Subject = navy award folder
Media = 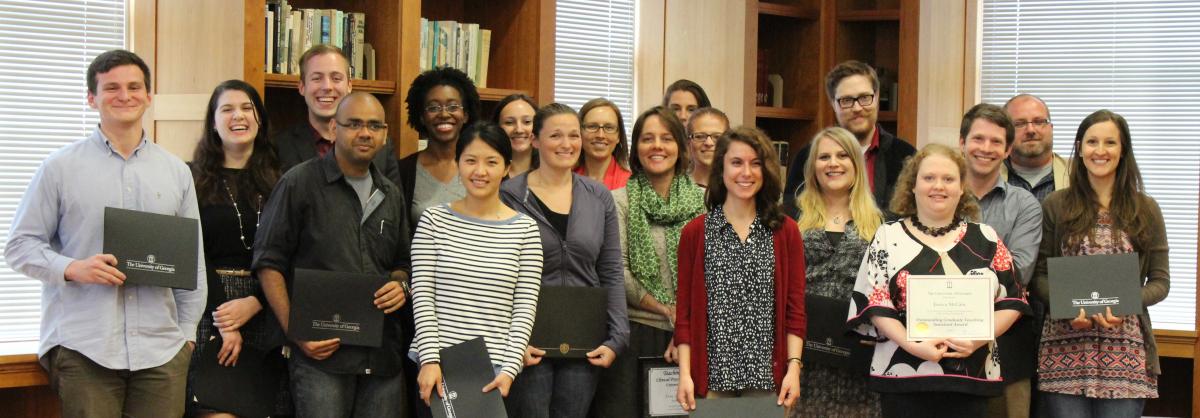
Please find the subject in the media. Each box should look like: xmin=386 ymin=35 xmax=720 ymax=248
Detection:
xmin=432 ymin=337 xmax=507 ymax=418
xmin=103 ymin=207 xmax=199 ymax=290
xmin=528 ymin=286 xmax=608 ymax=358
xmin=1047 ymin=253 xmax=1143 ymax=319
xmin=287 ymin=268 xmax=386 ymax=347
xmin=802 ymin=294 xmax=872 ymax=371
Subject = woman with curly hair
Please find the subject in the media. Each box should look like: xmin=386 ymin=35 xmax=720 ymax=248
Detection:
xmin=674 ymin=126 xmax=806 ymax=412
xmin=400 ymin=66 xmax=483 ymax=229
xmin=847 ymin=143 xmax=1029 ymax=418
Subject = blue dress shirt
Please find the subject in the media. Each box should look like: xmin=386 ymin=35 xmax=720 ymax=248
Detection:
xmin=5 ymin=127 xmax=206 ymax=371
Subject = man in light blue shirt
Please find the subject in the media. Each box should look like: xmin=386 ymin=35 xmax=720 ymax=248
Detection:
xmin=4 ymin=49 xmax=205 ymax=418
xmin=959 ymin=103 xmax=1042 ymax=418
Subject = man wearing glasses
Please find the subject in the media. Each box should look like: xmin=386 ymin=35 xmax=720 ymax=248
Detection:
xmin=1001 ymin=94 xmax=1070 ymax=202
xmin=256 ymin=92 xmax=412 ymax=417
xmin=274 ymin=45 xmax=401 ymax=185
xmin=784 ymin=60 xmax=916 ymax=215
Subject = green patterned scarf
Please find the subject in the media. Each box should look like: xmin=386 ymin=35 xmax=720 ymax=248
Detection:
xmin=626 ymin=173 xmax=705 ymax=305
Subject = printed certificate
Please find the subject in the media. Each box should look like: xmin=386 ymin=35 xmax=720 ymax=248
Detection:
xmin=905 ymin=275 xmax=994 ymax=341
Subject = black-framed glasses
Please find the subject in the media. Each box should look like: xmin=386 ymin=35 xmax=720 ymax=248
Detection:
xmin=336 ymin=120 xmax=388 ymax=133
xmin=424 ymin=104 xmax=464 ymax=114
xmin=689 ymin=132 xmax=722 ymax=143
xmin=1013 ymin=119 xmax=1051 ymax=129
xmin=836 ymin=94 xmax=876 ymax=109
xmin=583 ymin=123 xmax=619 ymax=134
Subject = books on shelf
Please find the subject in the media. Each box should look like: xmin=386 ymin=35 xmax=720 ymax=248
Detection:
xmin=265 ymin=1 xmax=375 ymax=80
xmin=419 ymin=18 xmax=492 ymax=87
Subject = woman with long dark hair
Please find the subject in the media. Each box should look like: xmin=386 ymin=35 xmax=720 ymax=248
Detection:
xmin=1033 ymin=110 xmax=1168 ymax=418
xmin=675 ymin=126 xmax=806 ymax=412
xmin=187 ymin=79 xmax=287 ymax=417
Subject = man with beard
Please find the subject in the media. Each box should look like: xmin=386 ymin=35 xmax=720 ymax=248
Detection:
xmin=1000 ymin=94 xmax=1070 ymax=201
xmin=784 ymin=60 xmax=916 ymax=216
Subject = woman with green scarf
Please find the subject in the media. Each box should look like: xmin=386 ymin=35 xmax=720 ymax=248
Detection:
xmin=590 ymin=106 xmax=705 ymax=418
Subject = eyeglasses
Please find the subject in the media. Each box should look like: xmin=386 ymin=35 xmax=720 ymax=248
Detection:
xmin=424 ymin=104 xmax=464 ymax=115
xmin=689 ymin=132 xmax=722 ymax=143
xmin=336 ymin=120 xmax=388 ymax=133
xmin=836 ymin=94 xmax=876 ymax=109
xmin=1013 ymin=119 xmax=1051 ymax=129
xmin=583 ymin=123 xmax=619 ymax=134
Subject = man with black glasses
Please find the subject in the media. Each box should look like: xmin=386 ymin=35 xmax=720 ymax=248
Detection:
xmin=1001 ymin=93 xmax=1070 ymax=201
xmin=784 ymin=60 xmax=916 ymax=215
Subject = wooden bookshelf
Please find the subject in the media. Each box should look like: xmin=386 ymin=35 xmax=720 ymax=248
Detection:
xmin=240 ymin=0 xmax=554 ymax=158
xmin=747 ymin=0 xmax=917 ymax=165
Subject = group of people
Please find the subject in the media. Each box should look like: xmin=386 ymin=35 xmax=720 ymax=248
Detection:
xmin=3 ymin=45 xmax=1169 ymax=418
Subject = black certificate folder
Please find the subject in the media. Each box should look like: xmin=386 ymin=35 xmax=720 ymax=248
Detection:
xmin=288 ymin=269 xmax=386 ymax=347
xmin=103 ymin=207 xmax=199 ymax=290
xmin=433 ymin=337 xmax=507 ymax=418
xmin=803 ymin=295 xmax=872 ymax=371
xmin=529 ymin=286 xmax=608 ymax=358
xmin=1047 ymin=253 xmax=1143 ymax=319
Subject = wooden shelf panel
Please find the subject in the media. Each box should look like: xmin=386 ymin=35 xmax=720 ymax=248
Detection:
xmin=878 ymin=111 xmax=897 ymax=122
xmin=478 ymin=87 xmax=530 ymax=102
xmin=758 ymin=3 xmax=817 ymax=20
xmin=837 ymin=9 xmax=900 ymax=22
xmin=755 ymin=106 xmax=814 ymax=120
xmin=263 ymin=73 xmax=397 ymax=94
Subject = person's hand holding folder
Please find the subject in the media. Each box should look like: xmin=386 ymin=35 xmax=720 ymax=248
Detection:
xmin=64 ymin=254 xmax=126 ymax=285
xmin=1069 ymin=306 xmax=1125 ymax=330
xmin=373 ymin=278 xmax=408 ymax=314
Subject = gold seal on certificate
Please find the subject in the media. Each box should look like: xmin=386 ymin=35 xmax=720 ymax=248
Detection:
xmin=905 ymin=275 xmax=994 ymax=341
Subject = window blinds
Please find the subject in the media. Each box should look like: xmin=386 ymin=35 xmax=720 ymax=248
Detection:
xmin=555 ymin=0 xmax=636 ymax=136
xmin=980 ymin=0 xmax=1200 ymax=330
xmin=0 ymin=0 xmax=125 ymax=342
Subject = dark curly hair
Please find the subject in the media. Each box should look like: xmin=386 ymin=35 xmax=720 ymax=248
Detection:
xmin=192 ymin=80 xmax=279 ymax=206
xmin=404 ymin=67 xmax=481 ymax=139
xmin=705 ymin=126 xmax=787 ymax=231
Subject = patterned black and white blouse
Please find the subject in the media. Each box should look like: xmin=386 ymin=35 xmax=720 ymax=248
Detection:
xmin=703 ymin=205 xmax=776 ymax=392
xmin=846 ymin=219 xmax=1029 ymax=397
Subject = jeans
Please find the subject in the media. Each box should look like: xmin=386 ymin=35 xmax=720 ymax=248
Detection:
xmin=42 ymin=344 xmax=192 ymax=418
xmin=1041 ymin=392 xmax=1145 ymax=418
xmin=289 ymin=355 xmax=408 ymax=418
xmin=506 ymin=358 xmax=600 ymax=418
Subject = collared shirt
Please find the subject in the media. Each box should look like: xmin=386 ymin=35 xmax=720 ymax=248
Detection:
xmin=864 ymin=127 xmax=881 ymax=190
xmin=5 ymin=127 xmax=206 ymax=371
xmin=309 ymin=125 xmax=334 ymax=158
xmin=976 ymin=175 xmax=1043 ymax=285
xmin=252 ymin=150 xmax=411 ymax=376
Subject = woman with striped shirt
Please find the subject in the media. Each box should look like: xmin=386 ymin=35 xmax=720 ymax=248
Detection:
xmin=411 ymin=122 xmax=544 ymax=409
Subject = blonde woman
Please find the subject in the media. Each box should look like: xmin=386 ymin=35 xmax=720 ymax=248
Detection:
xmin=791 ymin=127 xmax=882 ymax=417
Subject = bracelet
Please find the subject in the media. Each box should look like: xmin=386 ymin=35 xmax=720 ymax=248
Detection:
xmin=787 ymin=357 xmax=803 ymax=365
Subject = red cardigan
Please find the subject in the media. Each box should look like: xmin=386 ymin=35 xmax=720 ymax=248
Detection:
xmin=674 ymin=214 xmax=807 ymax=397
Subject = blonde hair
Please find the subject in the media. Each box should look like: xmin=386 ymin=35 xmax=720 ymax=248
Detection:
xmin=795 ymin=127 xmax=882 ymax=241
xmin=888 ymin=143 xmax=980 ymax=221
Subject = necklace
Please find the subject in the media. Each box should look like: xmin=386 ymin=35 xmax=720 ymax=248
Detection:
xmin=830 ymin=214 xmax=847 ymax=225
xmin=911 ymin=215 xmax=961 ymax=237
xmin=223 ymin=178 xmax=262 ymax=250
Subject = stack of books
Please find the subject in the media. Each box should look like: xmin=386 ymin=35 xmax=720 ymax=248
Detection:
xmin=419 ymin=18 xmax=492 ymax=88
xmin=266 ymin=1 xmax=375 ymax=80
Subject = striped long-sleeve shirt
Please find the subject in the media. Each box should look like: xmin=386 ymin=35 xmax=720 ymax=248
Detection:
xmin=411 ymin=204 xmax=543 ymax=378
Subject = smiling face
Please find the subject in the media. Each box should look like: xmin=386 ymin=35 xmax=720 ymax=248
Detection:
xmin=688 ymin=113 xmax=726 ymax=169
xmin=722 ymin=141 xmax=764 ymax=203
xmin=498 ymin=100 xmax=536 ymax=154
xmin=298 ymin=52 xmax=350 ymax=121
xmin=960 ymin=118 xmax=1011 ymax=179
xmin=534 ymin=113 xmax=583 ymax=171
xmin=458 ymin=138 xmax=509 ymax=200
xmin=667 ymin=90 xmax=699 ymax=126
xmin=333 ymin=95 xmax=388 ymax=167
xmin=213 ymin=89 xmax=260 ymax=151
xmin=87 ymin=64 xmax=152 ymax=127
xmin=813 ymin=136 xmax=856 ymax=195
xmin=421 ymin=85 xmax=468 ymax=143
xmin=582 ymin=105 xmax=620 ymax=162
xmin=831 ymin=74 xmax=878 ymax=141
xmin=635 ymin=115 xmax=680 ymax=178
xmin=1080 ymin=120 xmax=1122 ymax=182
xmin=912 ymin=153 xmax=964 ymax=221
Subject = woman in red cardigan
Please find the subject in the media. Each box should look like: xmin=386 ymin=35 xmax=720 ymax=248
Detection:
xmin=674 ymin=126 xmax=807 ymax=412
